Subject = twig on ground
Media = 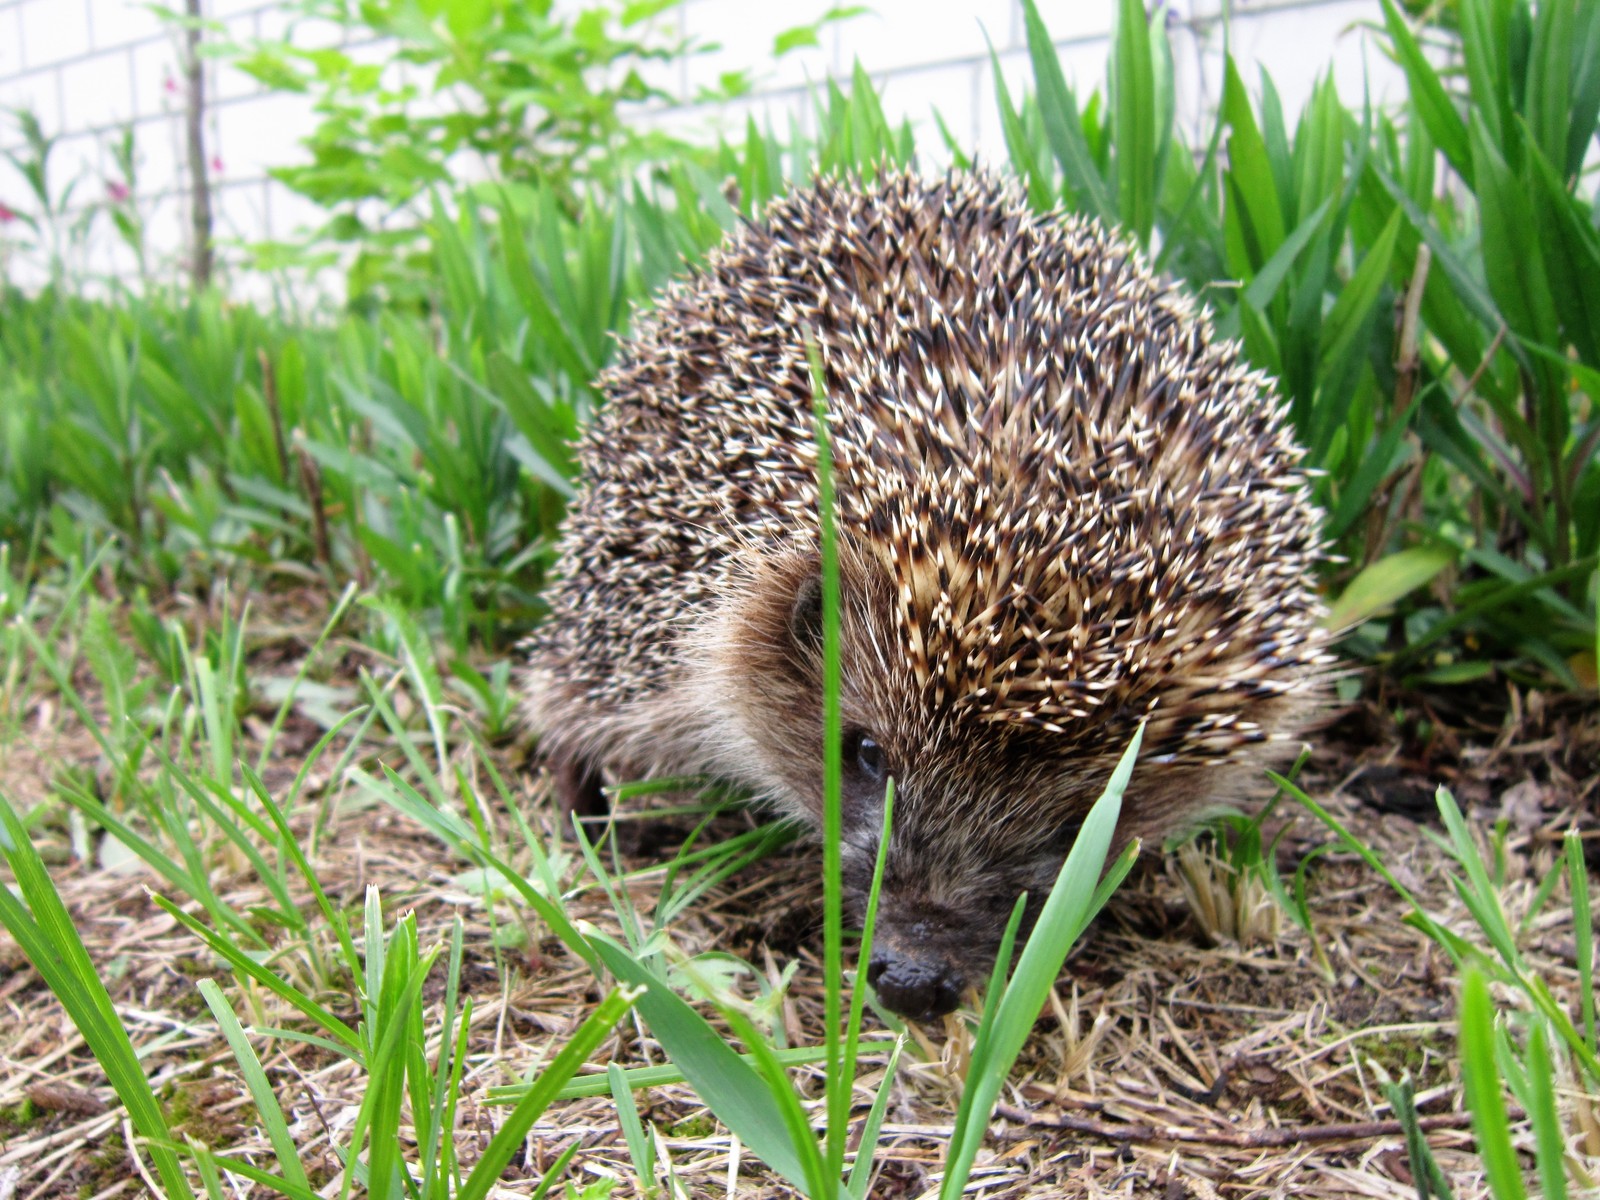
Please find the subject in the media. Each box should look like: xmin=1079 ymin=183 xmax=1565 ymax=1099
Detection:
xmin=992 ymin=1100 xmax=1497 ymax=1148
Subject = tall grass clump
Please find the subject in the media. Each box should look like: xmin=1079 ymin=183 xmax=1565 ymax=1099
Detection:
xmin=996 ymin=0 xmax=1600 ymax=687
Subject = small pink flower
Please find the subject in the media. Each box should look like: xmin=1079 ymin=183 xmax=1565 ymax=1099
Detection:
xmin=0 ymin=201 xmax=16 ymax=223
xmin=106 ymin=180 xmax=130 ymax=202
xmin=164 ymin=72 xmax=178 ymax=94
xmin=210 ymin=155 xmax=223 ymax=174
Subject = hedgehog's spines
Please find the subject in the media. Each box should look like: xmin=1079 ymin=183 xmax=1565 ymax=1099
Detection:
xmin=527 ymin=165 xmax=1331 ymax=776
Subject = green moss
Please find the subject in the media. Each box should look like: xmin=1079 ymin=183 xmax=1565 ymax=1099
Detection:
xmin=1360 ymin=1028 xmax=1452 ymax=1082
xmin=668 ymin=1113 xmax=717 ymax=1139
xmin=161 ymin=1076 xmax=234 ymax=1149
xmin=0 ymin=1097 xmax=38 ymax=1131
xmin=78 ymin=1131 xmax=128 ymax=1198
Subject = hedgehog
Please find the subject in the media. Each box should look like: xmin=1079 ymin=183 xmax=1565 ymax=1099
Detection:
xmin=523 ymin=169 xmax=1330 ymax=1021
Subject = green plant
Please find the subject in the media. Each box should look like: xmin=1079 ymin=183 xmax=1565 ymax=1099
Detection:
xmin=1362 ymin=0 xmax=1600 ymax=685
xmin=223 ymin=0 xmax=858 ymax=303
xmin=0 ymin=107 xmax=96 ymax=286
xmin=103 ymin=125 xmax=150 ymax=288
xmin=995 ymin=0 xmax=1600 ymax=685
xmin=0 ymin=789 xmax=199 ymax=1199
xmin=1292 ymin=777 xmax=1599 ymax=1194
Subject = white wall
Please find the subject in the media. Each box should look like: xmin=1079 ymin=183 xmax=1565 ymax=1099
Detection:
xmin=0 ymin=0 xmax=1402 ymax=297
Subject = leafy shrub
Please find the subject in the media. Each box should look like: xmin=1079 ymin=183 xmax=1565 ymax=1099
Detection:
xmin=224 ymin=0 xmax=857 ymax=304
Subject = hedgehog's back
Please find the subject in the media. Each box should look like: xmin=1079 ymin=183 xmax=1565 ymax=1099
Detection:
xmin=528 ymin=170 xmax=1328 ymax=770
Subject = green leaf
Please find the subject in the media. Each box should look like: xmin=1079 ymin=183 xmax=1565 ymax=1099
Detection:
xmin=1325 ymin=391 xmax=1419 ymax=541
xmin=460 ymin=986 xmax=639 ymax=1200
xmin=1319 ymin=206 xmax=1402 ymax=379
xmin=1111 ymin=0 xmax=1156 ymax=242
xmin=1222 ymin=56 xmax=1287 ymax=273
xmin=0 ymin=793 xmax=197 ymax=1199
xmin=363 ymin=764 xmax=601 ymax=975
xmin=1523 ymin=1020 xmax=1568 ymax=1200
xmin=1566 ymin=2 xmax=1600 ymax=177
xmin=931 ymin=108 xmax=974 ymax=171
xmin=941 ymin=727 xmax=1144 ymax=1199
xmin=1567 ymin=830 xmax=1596 ymax=1055
xmin=1378 ymin=0 xmax=1472 ymax=181
xmin=1324 ymin=544 xmax=1457 ymax=630
xmin=1382 ymin=1075 xmax=1457 ymax=1200
xmin=486 ymin=350 xmax=576 ymax=492
xmin=1470 ymin=113 xmax=1560 ymax=347
xmin=608 ymin=1062 xmax=655 ymax=1189
xmin=1459 ymin=970 xmax=1529 ymax=1200
xmin=494 ymin=192 xmax=598 ymax=388
xmin=986 ymin=36 xmax=1053 ymax=212
xmin=1019 ymin=0 xmax=1111 ymax=220
xmin=591 ymin=938 xmax=813 ymax=1190
xmin=1242 ymin=195 xmax=1332 ymax=311
xmin=773 ymin=26 xmax=819 ymax=55
xmin=807 ymin=332 xmax=850 ymax=1185
xmin=1524 ymin=138 xmax=1600 ymax=368
xmin=510 ymin=1044 xmax=834 ymax=1100
xmin=847 ymin=1036 xmax=905 ymax=1198
xmin=1459 ymin=0 xmax=1516 ymax=153
xmin=1524 ymin=0 xmax=1573 ymax=178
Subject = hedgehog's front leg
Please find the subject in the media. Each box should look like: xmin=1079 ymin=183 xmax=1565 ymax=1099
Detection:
xmin=551 ymin=753 xmax=608 ymax=820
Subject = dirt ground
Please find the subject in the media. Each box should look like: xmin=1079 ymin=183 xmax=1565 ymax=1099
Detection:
xmin=0 ymin=637 xmax=1596 ymax=1198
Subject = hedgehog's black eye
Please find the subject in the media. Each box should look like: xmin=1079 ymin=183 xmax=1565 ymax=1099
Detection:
xmin=852 ymin=733 xmax=886 ymax=781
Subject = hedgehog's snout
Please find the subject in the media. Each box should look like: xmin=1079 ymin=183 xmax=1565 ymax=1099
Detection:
xmin=866 ymin=943 xmax=963 ymax=1021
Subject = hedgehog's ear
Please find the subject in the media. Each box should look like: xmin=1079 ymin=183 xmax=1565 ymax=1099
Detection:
xmin=788 ymin=572 xmax=825 ymax=652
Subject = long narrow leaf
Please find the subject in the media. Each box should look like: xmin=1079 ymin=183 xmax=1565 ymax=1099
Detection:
xmin=592 ymin=937 xmax=813 ymax=1190
xmin=1459 ymin=969 xmax=1528 ymax=1200
xmin=1020 ymin=0 xmax=1111 ymax=219
xmin=942 ymin=727 xmax=1144 ymax=1198
xmin=0 ymin=793 xmax=197 ymax=1199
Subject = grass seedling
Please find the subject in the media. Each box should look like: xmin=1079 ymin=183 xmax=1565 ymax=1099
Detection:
xmin=1379 ymin=1072 xmax=1456 ymax=1200
xmin=1459 ymin=968 xmax=1529 ymax=1200
xmin=609 ymin=1061 xmax=659 ymax=1197
xmin=939 ymin=728 xmax=1142 ymax=1199
xmin=169 ymin=888 xmax=632 ymax=1200
xmin=1566 ymin=829 xmax=1595 ymax=1059
xmin=0 ymin=787 xmax=197 ymax=1199
xmin=1293 ymin=775 xmax=1600 ymax=1194
xmin=808 ymin=330 xmax=852 ymax=1188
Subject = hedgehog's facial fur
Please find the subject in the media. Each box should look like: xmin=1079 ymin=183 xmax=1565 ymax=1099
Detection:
xmin=692 ymin=539 xmax=1155 ymax=1015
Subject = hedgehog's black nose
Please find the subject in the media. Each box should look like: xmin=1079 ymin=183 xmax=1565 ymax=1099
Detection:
xmin=866 ymin=946 xmax=963 ymax=1021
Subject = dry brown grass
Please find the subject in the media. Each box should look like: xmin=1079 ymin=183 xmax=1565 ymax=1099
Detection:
xmin=0 ymin=634 xmax=1596 ymax=1198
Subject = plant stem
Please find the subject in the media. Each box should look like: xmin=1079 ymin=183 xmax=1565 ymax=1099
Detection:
xmin=183 ymin=0 xmax=214 ymax=290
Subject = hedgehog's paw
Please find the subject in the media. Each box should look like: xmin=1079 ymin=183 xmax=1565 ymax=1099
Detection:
xmin=551 ymin=753 xmax=608 ymax=822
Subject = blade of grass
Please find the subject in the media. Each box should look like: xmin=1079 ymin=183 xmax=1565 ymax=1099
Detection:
xmin=1019 ymin=0 xmax=1111 ymax=219
xmin=1567 ymin=830 xmax=1595 ymax=1054
xmin=1523 ymin=1019 xmax=1568 ymax=1200
xmin=842 ymin=777 xmax=895 ymax=1158
xmin=846 ymin=1035 xmax=905 ymax=1199
xmin=197 ymin=979 xmax=310 ymax=1192
xmin=609 ymin=1061 xmax=658 ymax=1196
xmin=1459 ymin=969 xmax=1528 ymax=1200
xmin=1112 ymin=0 xmax=1157 ymax=242
xmin=942 ymin=726 xmax=1145 ymax=1198
xmin=806 ymin=329 xmax=853 ymax=1194
xmin=151 ymin=895 xmax=364 ymax=1057
xmin=591 ymin=936 xmax=814 ymax=1190
xmin=0 ymin=791 xmax=197 ymax=1199
xmin=486 ymin=1044 xmax=839 ymax=1102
